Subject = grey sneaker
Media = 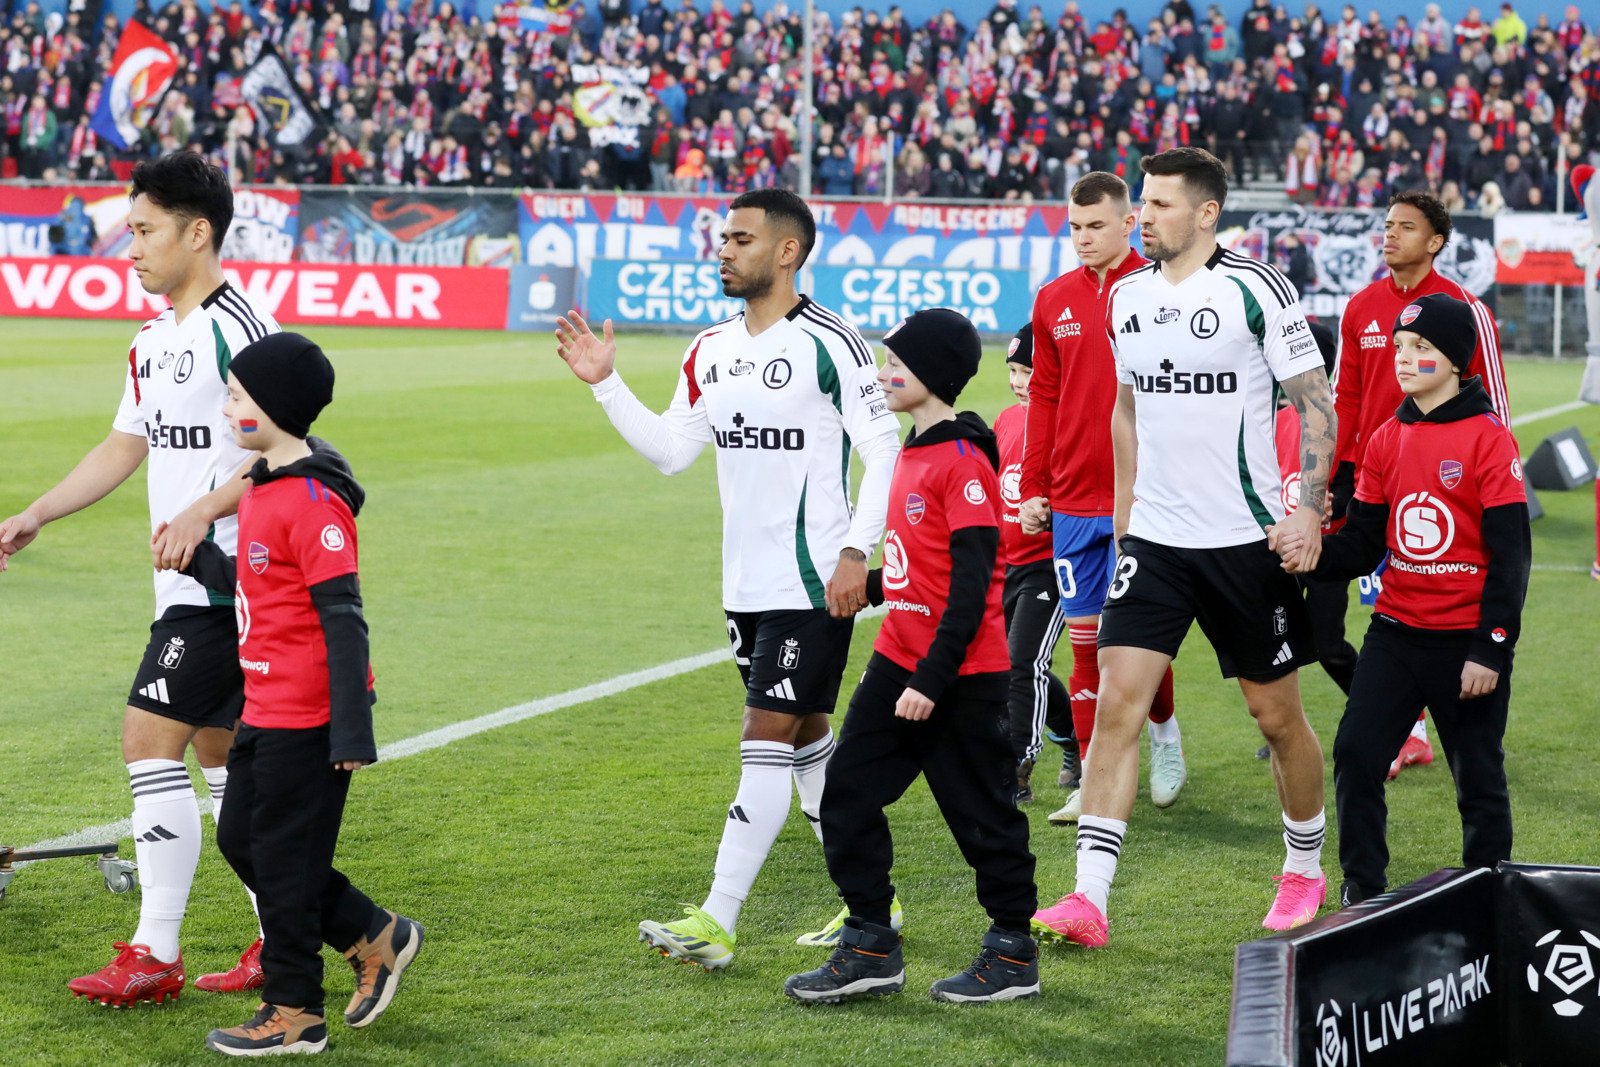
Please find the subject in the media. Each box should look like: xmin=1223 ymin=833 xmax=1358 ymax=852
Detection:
xmin=929 ymin=928 xmax=1040 ymax=1003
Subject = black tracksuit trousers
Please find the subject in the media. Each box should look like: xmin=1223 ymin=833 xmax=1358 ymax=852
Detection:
xmin=217 ymin=724 xmax=385 ymax=1011
xmin=1333 ymin=618 xmax=1513 ymax=899
xmin=819 ymin=653 xmax=1038 ymax=933
xmin=1003 ymin=559 xmax=1074 ymax=763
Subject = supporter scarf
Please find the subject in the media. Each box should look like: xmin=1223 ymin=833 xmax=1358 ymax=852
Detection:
xmin=69 ymin=122 xmax=95 ymax=164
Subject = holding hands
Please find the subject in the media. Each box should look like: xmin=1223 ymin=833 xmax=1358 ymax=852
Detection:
xmin=1266 ymin=504 xmax=1325 ymax=574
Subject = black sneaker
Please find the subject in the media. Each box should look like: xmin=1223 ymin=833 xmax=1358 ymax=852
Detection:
xmin=343 ymin=911 xmax=424 ymax=1028
xmin=929 ymin=928 xmax=1040 ymax=1004
xmin=1339 ymin=881 xmax=1382 ymax=908
xmin=205 ymin=1003 xmax=328 ymax=1056
xmin=1057 ymin=745 xmax=1081 ymax=790
xmin=1015 ymin=758 xmax=1035 ymax=805
xmin=784 ymin=919 xmax=905 ymax=1004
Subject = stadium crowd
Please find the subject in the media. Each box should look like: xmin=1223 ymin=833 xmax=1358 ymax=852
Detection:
xmin=2 ymin=0 xmax=1599 ymax=210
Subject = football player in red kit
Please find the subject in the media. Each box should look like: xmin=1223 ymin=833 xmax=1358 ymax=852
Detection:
xmin=1330 ymin=191 xmax=1512 ymax=777
xmin=1018 ymin=172 xmax=1186 ymax=826
xmin=1273 ymin=293 xmax=1530 ymax=907
xmin=177 ymin=333 xmax=423 ymax=1057
xmin=786 ymin=308 xmax=1039 ymax=1006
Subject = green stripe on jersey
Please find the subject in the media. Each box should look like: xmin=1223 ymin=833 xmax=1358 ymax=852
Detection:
xmin=794 ymin=480 xmax=826 ymax=609
xmin=813 ymin=335 xmax=841 ymax=412
xmin=1237 ymin=417 xmax=1275 ymax=530
xmin=1227 ymin=275 xmax=1266 ymax=345
xmin=213 ymin=320 xmax=232 ymax=381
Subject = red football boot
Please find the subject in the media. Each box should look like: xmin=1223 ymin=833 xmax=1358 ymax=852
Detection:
xmin=68 ymin=942 xmax=184 ymax=1007
xmin=195 ymin=937 xmax=265 ymax=993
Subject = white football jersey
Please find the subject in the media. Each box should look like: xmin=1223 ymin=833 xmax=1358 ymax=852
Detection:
xmin=660 ymin=297 xmax=901 ymax=612
xmin=112 ymin=283 xmax=280 ymax=616
xmin=1108 ymin=247 xmax=1323 ymax=548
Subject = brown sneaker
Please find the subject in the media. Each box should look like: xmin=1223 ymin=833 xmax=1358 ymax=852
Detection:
xmin=342 ymin=912 xmax=423 ymax=1029
xmin=205 ymin=1003 xmax=328 ymax=1056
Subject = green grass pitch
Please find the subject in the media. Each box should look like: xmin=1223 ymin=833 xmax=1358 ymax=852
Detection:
xmin=1 ymin=316 xmax=1598 ymax=1065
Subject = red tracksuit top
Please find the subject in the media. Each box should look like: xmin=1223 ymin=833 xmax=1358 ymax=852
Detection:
xmin=1022 ymin=250 xmax=1149 ymax=515
xmin=1334 ymin=267 xmax=1509 ymax=469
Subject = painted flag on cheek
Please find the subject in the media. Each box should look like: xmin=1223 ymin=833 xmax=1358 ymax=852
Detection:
xmin=239 ymin=419 xmax=259 ymax=433
xmin=1417 ymin=359 xmax=1438 ymax=373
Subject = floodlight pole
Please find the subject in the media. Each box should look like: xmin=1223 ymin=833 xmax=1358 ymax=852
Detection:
xmin=799 ymin=0 xmax=814 ymax=197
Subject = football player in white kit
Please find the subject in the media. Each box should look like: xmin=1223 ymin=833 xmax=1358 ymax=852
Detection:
xmin=1031 ymin=148 xmax=1337 ymax=946
xmin=555 ymin=188 xmax=903 ymax=969
xmin=0 ymin=152 xmax=277 ymax=1003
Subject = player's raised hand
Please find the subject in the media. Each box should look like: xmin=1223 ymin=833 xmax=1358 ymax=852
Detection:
xmin=554 ymin=309 xmax=617 ymax=385
xmin=0 ymin=511 xmax=42 ymax=573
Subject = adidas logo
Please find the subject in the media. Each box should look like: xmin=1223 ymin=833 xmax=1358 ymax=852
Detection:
xmin=138 ymin=678 xmax=172 ymax=704
xmin=764 ymin=677 xmax=797 ymax=701
xmin=1119 ymin=314 xmax=1142 ymax=334
xmin=1070 ymin=689 xmax=1098 ymax=702
xmin=1057 ymin=306 xmax=1074 ymax=321
xmin=1036 ymin=590 xmax=1052 ymax=601
xmin=1363 ymin=320 xmax=1382 ymax=335
xmin=138 ymin=824 xmax=179 ymax=843
xmin=1271 ymin=642 xmax=1293 ymax=667
xmin=727 ymin=805 xmax=750 ymax=824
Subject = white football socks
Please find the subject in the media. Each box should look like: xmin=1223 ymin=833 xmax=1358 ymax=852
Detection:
xmin=1148 ymin=716 xmax=1181 ymax=745
xmin=703 ymin=741 xmax=795 ymax=932
xmin=128 ymin=759 xmax=202 ymax=963
xmin=791 ymin=731 xmax=835 ymax=844
xmin=201 ymin=763 xmax=262 ymax=938
xmin=1282 ymin=810 xmax=1327 ymax=877
xmin=1074 ymin=815 xmax=1127 ymax=916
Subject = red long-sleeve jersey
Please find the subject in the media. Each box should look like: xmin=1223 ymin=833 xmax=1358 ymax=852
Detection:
xmin=1021 ymin=250 xmax=1149 ymax=516
xmin=1333 ymin=267 xmax=1509 ymax=470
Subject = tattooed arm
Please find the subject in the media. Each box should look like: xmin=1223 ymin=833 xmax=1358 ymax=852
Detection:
xmin=1268 ymin=366 xmax=1336 ymax=572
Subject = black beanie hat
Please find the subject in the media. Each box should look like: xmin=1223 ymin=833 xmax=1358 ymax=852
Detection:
xmin=882 ymin=307 xmax=983 ymax=405
xmin=1393 ymin=292 xmax=1476 ymax=373
xmin=229 ymin=332 xmax=335 ymax=439
xmin=1007 ymin=323 xmax=1034 ymax=368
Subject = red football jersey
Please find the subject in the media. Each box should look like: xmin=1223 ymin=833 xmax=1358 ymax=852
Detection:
xmin=995 ymin=403 xmax=1052 ymax=567
xmin=235 ymin=476 xmax=371 ymax=729
xmin=1334 ymin=268 xmax=1509 ymax=469
xmin=876 ymin=438 xmax=1010 ymax=677
xmin=1355 ymin=412 xmax=1525 ymax=629
xmin=1022 ymin=250 xmax=1148 ymax=515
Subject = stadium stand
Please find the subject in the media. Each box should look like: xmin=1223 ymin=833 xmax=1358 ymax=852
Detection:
xmin=0 ymin=0 xmax=1597 ymax=208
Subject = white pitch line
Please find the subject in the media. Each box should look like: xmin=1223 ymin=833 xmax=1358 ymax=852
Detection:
xmin=21 ymin=605 xmax=890 ymax=859
xmin=1512 ymin=399 xmax=1588 ymax=427
xmin=19 ymin=646 xmax=735 ymax=859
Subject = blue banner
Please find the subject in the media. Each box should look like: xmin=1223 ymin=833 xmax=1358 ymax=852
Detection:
xmin=584 ymin=260 xmax=744 ymax=328
xmin=808 ymin=265 xmax=1033 ymax=335
xmin=506 ymin=264 xmax=578 ymax=331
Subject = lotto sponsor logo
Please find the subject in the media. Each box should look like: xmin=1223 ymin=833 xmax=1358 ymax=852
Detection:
xmin=0 ymin=258 xmax=507 ymax=329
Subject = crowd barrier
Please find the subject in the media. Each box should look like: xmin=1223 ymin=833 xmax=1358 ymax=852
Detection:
xmin=1227 ymin=862 xmax=1600 ymax=1066
xmin=0 ymin=186 xmax=1589 ymax=337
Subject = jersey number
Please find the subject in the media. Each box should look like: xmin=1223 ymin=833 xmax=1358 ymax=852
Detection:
xmin=725 ymin=619 xmax=751 ymax=666
xmin=1107 ymin=556 xmax=1138 ymax=600
xmin=1055 ymin=559 xmax=1078 ymax=601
